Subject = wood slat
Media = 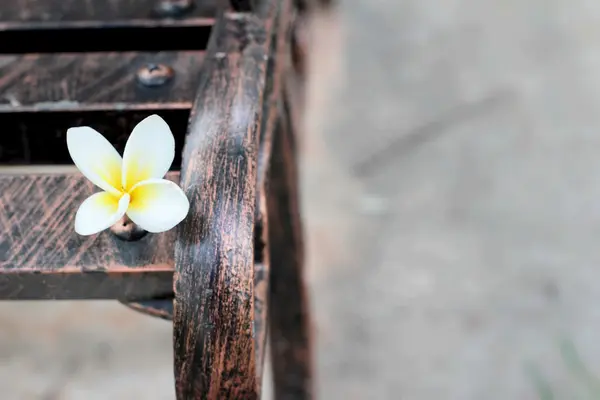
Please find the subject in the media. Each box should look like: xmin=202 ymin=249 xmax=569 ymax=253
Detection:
xmin=0 ymin=0 xmax=216 ymax=30
xmin=0 ymin=171 xmax=179 ymax=299
xmin=0 ymin=51 xmax=205 ymax=112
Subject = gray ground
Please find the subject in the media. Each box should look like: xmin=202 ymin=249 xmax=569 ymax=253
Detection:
xmin=304 ymin=1 xmax=600 ymax=399
xmin=4 ymin=0 xmax=600 ymax=399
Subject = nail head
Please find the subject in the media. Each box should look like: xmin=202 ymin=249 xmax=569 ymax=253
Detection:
xmin=153 ymin=0 xmax=194 ymax=17
xmin=110 ymin=216 xmax=147 ymax=242
xmin=136 ymin=63 xmax=174 ymax=87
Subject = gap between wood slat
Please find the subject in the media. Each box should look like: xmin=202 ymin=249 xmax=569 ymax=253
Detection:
xmin=0 ymin=26 xmax=212 ymax=53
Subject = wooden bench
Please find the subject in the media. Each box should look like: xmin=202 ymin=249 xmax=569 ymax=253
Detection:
xmin=0 ymin=0 xmax=311 ymax=398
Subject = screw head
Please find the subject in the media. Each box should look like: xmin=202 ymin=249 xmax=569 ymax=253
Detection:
xmin=153 ymin=0 xmax=194 ymax=17
xmin=136 ymin=63 xmax=174 ymax=87
xmin=110 ymin=216 xmax=147 ymax=242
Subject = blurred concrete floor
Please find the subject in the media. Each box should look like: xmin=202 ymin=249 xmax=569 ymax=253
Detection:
xmin=303 ymin=0 xmax=600 ymax=399
xmin=5 ymin=0 xmax=600 ymax=399
xmin=0 ymin=301 xmax=275 ymax=399
xmin=0 ymin=302 xmax=176 ymax=399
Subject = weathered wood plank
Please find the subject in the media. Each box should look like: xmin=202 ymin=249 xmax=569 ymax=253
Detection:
xmin=0 ymin=0 xmax=216 ymax=29
xmin=172 ymin=2 xmax=284 ymax=396
xmin=0 ymin=171 xmax=179 ymax=299
xmin=0 ymin=52 xmax=205 ymax=112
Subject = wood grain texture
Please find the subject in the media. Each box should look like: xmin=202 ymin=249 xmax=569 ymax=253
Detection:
xmin=0 ymin=0 xmax=216 ymax=29
xmin=0 ymin=172 xmax=179 ymax=299
xmin=0 ymin=52 xmax=205 ymax=112
xmin=172 ymin=0 xmax=285 ymax=397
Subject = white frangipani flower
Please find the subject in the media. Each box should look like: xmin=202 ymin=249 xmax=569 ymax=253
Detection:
xmin=67 ymin=114 xmax=190 ymax=236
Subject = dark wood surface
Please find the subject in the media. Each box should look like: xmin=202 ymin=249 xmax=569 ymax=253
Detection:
xmin=0 ymin=0 xmax=216 ymax=29
xmin=0 ymin=172 xmax=179 ymax=299
xmin=172 ymin=0 xmax=288 ymax=396
xmin=172 ymin=15 xmax=264 ymax=400
xmin=0 ymin=52 xmax=205 ymax=112
xmin=267 ymin=96 xmax=312 ymax=399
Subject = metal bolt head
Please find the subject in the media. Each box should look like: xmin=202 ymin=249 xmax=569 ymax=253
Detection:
xmin=153 ymin=0 xmax=194 ymax=17
xmin=136 ymin=63 xmax=174 ymax=87
xmin=110 ymin=216 xmax=147 ymax=242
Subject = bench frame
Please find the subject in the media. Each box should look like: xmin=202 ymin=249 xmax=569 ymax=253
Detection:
xmin=0 ymin=0 xmax=312 ymax=398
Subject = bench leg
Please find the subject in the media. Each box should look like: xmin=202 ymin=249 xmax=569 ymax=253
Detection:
xmin=267 ymin=97 xmax=313 ymax=399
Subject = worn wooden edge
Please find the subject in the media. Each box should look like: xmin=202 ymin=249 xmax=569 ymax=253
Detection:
xmin=0 ymin=0 xmax=217 ymax=31
xmin=0 ymin=270 xmax=174 ymax=300
xmin=0 ymin=18 xmax=216 ymax=31
xmin=0 ymin=51 xmax=205 ymax=113
xmin=172 ymin=1 xmax=286 ymax=397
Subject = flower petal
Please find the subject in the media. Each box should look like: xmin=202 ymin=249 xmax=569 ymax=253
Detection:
xmin=74 ymin=192 xmax=130 ymax=236
xmin=67 ymin=127 xmax=123 ymax=196
xmin=127 ymin=179 xmax=189 ymax=233
xmin=122 ymin=115 xmax=175 ymax=192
